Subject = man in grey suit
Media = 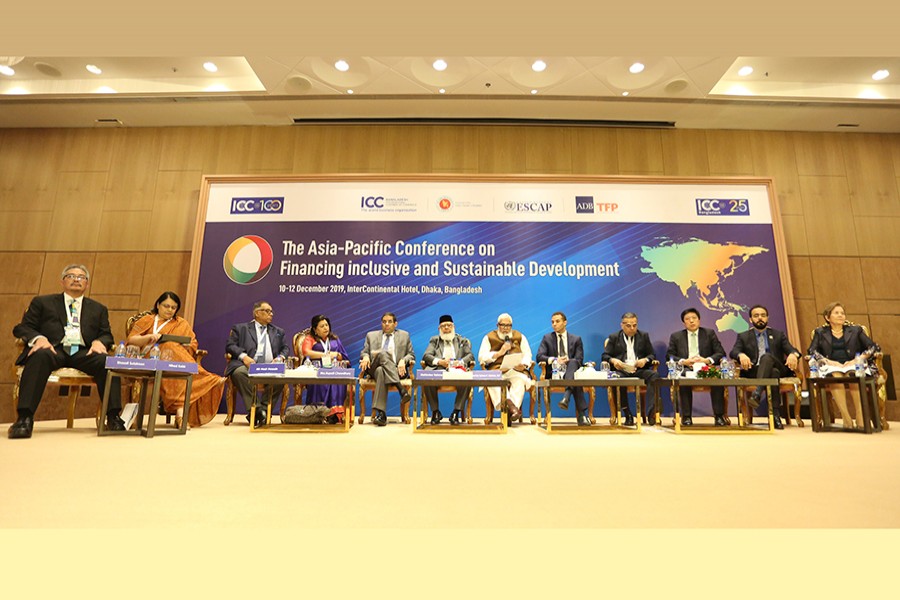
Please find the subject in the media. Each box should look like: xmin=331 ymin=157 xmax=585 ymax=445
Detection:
xmin=666 ymin=307 xmax=727 ymax=426
xmin=359 ymin=312 xmax=415 ymax=426
xmin=730 ymin=304 xmax=801 ymax=429
xmin=225 ymin=300 xmax=291 ymax=427
xmin=421 ymin=314 xmax=474 ymax=426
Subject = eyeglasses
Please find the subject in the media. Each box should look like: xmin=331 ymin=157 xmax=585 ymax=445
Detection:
xmin=497 ymin=322 xmax=513 ymax=327
xmin=64 ymin=274 xmax=88 ymax=281
xmin=256 ymin=308 xmax=274 ymax=314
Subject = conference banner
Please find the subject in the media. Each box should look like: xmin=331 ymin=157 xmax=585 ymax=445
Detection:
xmin=188 ymin=176 xmax=796 ymax=418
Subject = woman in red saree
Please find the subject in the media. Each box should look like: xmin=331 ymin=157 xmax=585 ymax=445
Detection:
xmin=126 ymin=291 xmax=225 ymax=428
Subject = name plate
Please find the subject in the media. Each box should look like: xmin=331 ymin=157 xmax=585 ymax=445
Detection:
xmin=250 ymin=363 xmax=285 ymax=376
xmin=473 ymin=370 xmax=503 ymax=380
xmin=416 ymin=369 xmax=444 ymax=380
xmin=316 ymin=367 xmax=356 ymax=378
xmin=106 ymin=356 xmax=198 ymax=374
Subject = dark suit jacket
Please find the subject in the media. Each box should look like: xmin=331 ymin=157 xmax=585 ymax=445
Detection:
xmin=536 ymin=331 xmax=584 ymax=379
xmin=807 ymin=325 xmax=876 ymax=360
xmin=422 ymin=334 xmax=474 ymax=369
xmin=666 ymin=327 xmax=725 ymax=364
xmin=225 ymin=321 xmax=291 ymax=375
xmin=13 ymin=293 xmax=113 ymax=365
xmin=602 ymin=329 xmax=656 ymax=364
xmin=730 ymin=327 xmax=799 ymax=365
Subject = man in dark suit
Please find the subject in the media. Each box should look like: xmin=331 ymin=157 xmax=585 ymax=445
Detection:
xmin=359 ymin=312 xmax=415 ymax=426
xmin=536 ymin=311 xmax=590 ymax=426
xmin=730 ymin=304 xmax=801 ymax=429
xmin=10 ymin=264 xmax=124 ymax=439
xmin=602 ymin=312 xmax=660 ymax=426
xmin=666 ymin=307 xmax=727 ymax=426
xmin=421 ymin=314 xmax=474 ymax=426
xmin=225 ymin=300 xmax=291 ymax=427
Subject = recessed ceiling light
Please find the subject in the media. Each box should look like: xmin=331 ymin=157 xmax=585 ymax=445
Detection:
xmin=432 ymin=59 xmax=447 ymax=71
xmin=858 ymin=89 xmax=883 ymax=99
xmin=629 ymin=62 xmax=644 ymax=74
xmin=5 ymin=86 xmax=28 ymax=94
xmin=531 ymin=89 xmax=537 ymax=94
xmin=96 ymin=86 xmax=116 ymax=94
xmin=0 ymin=66 xmax=15 ymax=76
xmin=622 ymin=91 xmax=629 ymax=96
xmin=532 ymin=60 xmax=546 ymax=72
xmin=334 ymin=60 xmax=349 ymax=72
xmin=86 ymin=64 xmax=102 ymax=75
xmin=439 ymin=88 xmax=446 ymax=94
xmin=346 ymin=89 xmax=354 ymax=94
xmin=203 ymin=62 xmax=218 ymax=73
xmin=872 ymin=69 xmax=890 ymax=81
xmin=205 ymin=84 xmax=229 ymax=92
xmin=738 ymin=66 xmax=753 ymax=77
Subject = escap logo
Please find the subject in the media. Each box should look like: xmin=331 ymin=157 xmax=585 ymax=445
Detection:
xmin=437 ymin=197 xmax=453 ymax=211
xmin=504 ymin=200 xmax=554 ymax=213
xmin=230 ymin=197 xmax=284 ymax=214
xmin=223 ymin=235 xmax=273 ymax=285
xmin=361 ymin=195 xmax=385 ymax=209
xmin=575 ymin=196 xmax=595 ymax=214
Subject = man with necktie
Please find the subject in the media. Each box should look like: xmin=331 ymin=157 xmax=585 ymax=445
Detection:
xmin=536 ymin=311 xmax=590 ymax=426
xmin=666 ymin=307 xmax=727 ymax=426
xmin=359 ymin=312 xmax=415 ymax=426
xmin=10 ymin=264 xmax=124 ymax=438
xmin=422 ymin=314 xmax=474 ymax=426
xmin=730 ymin=304 xmax=800 ymax=429
xmin=225 ymin=301 xmax=291 ymax=427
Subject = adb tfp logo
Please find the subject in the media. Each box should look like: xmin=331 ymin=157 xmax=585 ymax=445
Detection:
xmin=230 ymin=197 xmax=284 ymax=214
xmin=575 ymin=196 xmax=595 ymax=214
xmin=361 ymin=196 xmax=385 ymax=208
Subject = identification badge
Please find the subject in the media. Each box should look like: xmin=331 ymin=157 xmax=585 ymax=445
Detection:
xmin=63 ymin=324 xmax=82 ymax=346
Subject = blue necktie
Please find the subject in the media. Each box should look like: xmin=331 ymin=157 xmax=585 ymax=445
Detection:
xmin=68 ymin=300 xmax=80 ymax=355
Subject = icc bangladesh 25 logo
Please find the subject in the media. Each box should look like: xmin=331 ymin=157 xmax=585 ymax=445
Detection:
xmin=223 ymin=235 xmax=273 ymax=284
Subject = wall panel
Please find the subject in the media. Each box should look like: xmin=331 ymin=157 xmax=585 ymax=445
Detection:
xmin=660 ymin=129 xmax=709 ymax=176
xmin=842 ymin=133 xmax=900 ymax=217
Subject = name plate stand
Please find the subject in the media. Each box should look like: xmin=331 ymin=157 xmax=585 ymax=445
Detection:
xmin=412 ymin=370 xmax=510 ymax=434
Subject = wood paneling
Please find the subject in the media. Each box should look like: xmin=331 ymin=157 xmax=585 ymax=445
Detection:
xmin=60 ymin=129 xmax=115 ymax=172
xmin=842 ymin=134 xmax=900 ymax=217
xmin=810 ymin=256 xmax=868 ymax=315
xmin=798 ymin=176 xmax=858 ymax=256
xmin=525 ymin=127 xmax=572 ymax=174
xmin=787 ymin=256 xmax=814 ymax=299
xmin=569 ymin=128 xmax=618 ymax=174
xmin=1 ymin=294 xmax=37 ymax=383
xmin=751 ymin=131 xmax=802 ymax=215
xmin=148 ymin=171 xmax=202 ymax=251
xmin=292 ymin=125 xmax=344 ymax=173
xmin=781 ymin=216 xmax=809 ymax=255
xmin=46 ymin=172 xmax=108 ymax=251
xmin=0 ymin=212 xmax=54 ymax=252
xmin=868 ymin=300 xmax=900 ymax=314
xmin=383 ymin=126 xmax=433 ymax=173
xmin=860 ymin=258 xmax=900 ymax=299
xmin=660 ymin=129 xmax=709 ymax=176
xmin=870 ymin=315 xmax=900 ymax=378
xmin=431 ymin=125 xmax=479 ymax=173
xmin=91 ymin=253 xmax=146 ymax=295
xmin=794 ymin=132 xmax=846 ymax=176
xmin=140 ymin=253 xmax=192 ymax=311
xmin=2 ymin=253 xmax=45 ymax=295
xmin=246 ymin=126 xmax=298 ymax=173
xmin=158 ymin=127 xmax=219 ymax=172
xmin=794 ymin=298 xmax=821 ymax=349
xmin=338 ymin=126 xmax=387 ymax=173
xmin=40 ymin=254 xmax=97 ymax=294
xmin=104 ymin=128 xmax=162 ymax=211
xmin=96 ymin=210 xmax=152 ymax=251
xmin=616 ymin=128 xmax=663 ymax=174
xmin=477 ymin=126 xmax=527 ymax=173
xmin=706 ymin=130 xmax=755 ymax=175
xmin=855 ymin=216 xmax=900 ymax=257
xmin=0 ymin=129 xmax=64 ymax=211
xmin=210 ymin=127 xmax=253 ymax=174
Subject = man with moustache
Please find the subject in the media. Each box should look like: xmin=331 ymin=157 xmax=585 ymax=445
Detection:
xmin=360 ymin=312 xmax=415 ymax=426
xmin=478 ymin=313 xmax=533 ymax=423
xmin=422 ymin=314 xmax=474 ymax=426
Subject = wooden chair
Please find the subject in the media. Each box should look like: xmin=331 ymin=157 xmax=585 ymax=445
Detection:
xmin=283 ymin=329 xmax=355 ymax=422
xmin=358 ymin=371 xmax=412 ymax=424
xmin=419 ymin=360 xmax=474 ymax=423
xmin=222 ymin=331 xmax=288 ymax=426
xmin=733 ymin=369 xmax=804 ymax=427
xmin=594 ymin=344 xmax=661 ymax=425
xmin=482 ymin=364 xmax=536 ymax=425
xmin=537 ymin=361 xmax=595 ymax=424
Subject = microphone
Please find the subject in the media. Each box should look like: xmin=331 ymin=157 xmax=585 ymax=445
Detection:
xmin=504 ymin=335 xmax=511 ymax=343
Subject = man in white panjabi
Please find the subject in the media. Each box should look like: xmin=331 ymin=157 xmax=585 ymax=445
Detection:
xmin=477 ymin=313 xmax=533 ymax=422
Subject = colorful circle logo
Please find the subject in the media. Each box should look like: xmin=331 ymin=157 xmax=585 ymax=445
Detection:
xmin=223 ymin=235 xmax=273 ymax=285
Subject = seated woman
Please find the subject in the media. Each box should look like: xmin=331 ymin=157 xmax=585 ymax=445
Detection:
xmin=126 ymin=291 xmax=225 ymax=428
xmin=808 ymin=301 xmax=877 ymax=430
xmin=301 ymin=314 xmax=349 ymax=408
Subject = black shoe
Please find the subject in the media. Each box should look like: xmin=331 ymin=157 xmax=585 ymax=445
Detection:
xmin=681 ymin=416 xmax=693 ymax=426
xmin=400 ymin=391 xmax=412 ymax=404
xmin=558 ymin=398 xmax=569 ymax=411
xmin=714 ymin=415 xmax=727 ymax=427
xmin=646 ymin=411 xmax=657 ymax=426
xmin=255 ymin=412 xmax=268 ymax=428
xmin=577 ymin=411 xmax=592 ymax=426
xmin=773 ymin=413 xmax=784 ymax=430
xmin=748 ymin=390 xmax=761 ymax=409
xmin=106 ymin=414 xmax=126 ymax=431
xmin=431 ymin=410 xmax=443 ymax=425
xmin=624 ymin=414 xmax=635 ymax=427
xmin=449 ymin=410 xmax=461 ymax=426
xmin=8 ymin=415 xmax=34 ymax=439
xmin=373 ymin=409 xmax=387 ymax=426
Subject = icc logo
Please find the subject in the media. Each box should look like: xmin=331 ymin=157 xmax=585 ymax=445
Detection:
xmin=229 ymin=197 xmax=284 ymax=214
xmin=697 ymin=199 xmax=721 ymax=212
xmin=361 ymin=196 xmax=385 ymax=208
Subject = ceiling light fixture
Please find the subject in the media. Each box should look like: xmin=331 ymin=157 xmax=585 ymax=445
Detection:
xmin=5 ymin=86 xmax=28 ymax=94
xmin=532 ymin=60 xmax=546 ymax=72
xmin=96 ymin=86 xmax=117 ymax=94
xmin=432 ymin=59 xmax=447 ymax=71
xmin=622 ymin=91 xmax=629 ymax=96
xmin=205 ymin=84 xmax=229 ymax=92
xmin=531 ymin=89 xmax=537 ymax=94
xmin=86 ymin=64 xmax=102 ymax=75
xmin=738 ymin=66 xmax=753 ymax=77
xmin=872 ymin=69 xmax=890 ymax=81
xmin=347 ymin=89 xmax=354 ymax=94
xmin=334 ymin=60 xmax=349 ymax=72
xmin=439 ymin=88 xmax=446 ymax=94
xmin=203 ymin=62 xmax=218 ymax=73
xmin=0 ymin=65 xmax=15 ymax=76
xmin=629 ymin=62 xmax=644 ymax=74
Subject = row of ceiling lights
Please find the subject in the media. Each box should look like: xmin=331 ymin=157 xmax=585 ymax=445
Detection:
xmin=736 ymin=64 xmax=889 ymax=80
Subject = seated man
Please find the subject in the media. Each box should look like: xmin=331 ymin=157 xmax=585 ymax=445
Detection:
xmin=536 ymin=311 xmax=590 ymax=426
xmin=730 ymin=304 xmax=801 ymax=430
xmin=10 ymin=264 xmax=124 ymax=439
xmin=225 ymin=301 xmax=290 ymax=427
xmin=666 ymin=307 xmax=727 ymax=426
xmin=359 ymin=312 xmax=415 ymax=427
xmin=478 ymin=313 xmax=534 ymax=423
xmin=602 ymin=311 xmax=660 ymax=426
xmin=422 ymin=314 xmax=474 ymax=426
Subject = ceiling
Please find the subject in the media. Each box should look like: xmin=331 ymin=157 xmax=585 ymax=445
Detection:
xmin=2 ymin=55 xmax=899 ymax=132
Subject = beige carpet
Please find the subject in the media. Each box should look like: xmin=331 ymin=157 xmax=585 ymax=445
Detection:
xmin=3 ymin=414 xmax=899 ymax=529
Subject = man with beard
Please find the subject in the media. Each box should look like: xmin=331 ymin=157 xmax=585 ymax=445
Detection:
xmin=730 ymin=305 xmax=801 ymax=430
xmin=422 ymin=314 xmax=474 ymax=426
xmin=478 ymin=313 xmax=533 ymax=423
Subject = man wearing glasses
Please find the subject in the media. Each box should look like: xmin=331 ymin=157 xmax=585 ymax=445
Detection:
xmin=10 ymin=264 xmax=124 ymax=438
xmin=359 ymin=312 xmax=415 ymax=426
xmin=225 ymin=301 xmax=291 ymax=427
xmin=478 ymin=313 xmax=534 ymax=423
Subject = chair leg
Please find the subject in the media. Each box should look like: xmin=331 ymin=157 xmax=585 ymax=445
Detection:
xmin=359 ymin=390 xmax=367 ymax=424
xmin=224 ymin=380 xmax=235 ymax=425
xmin=587 ymin=388 xmax=595 ymax=425
xmin=401 ymin=387 xmax=411 ymax=424
xmin=792 ymin=382 xmax=804 ymax=427
xmin=484 ymin=397 xmax=493 ymax=425
xmin=607 ymin=388 xmax=617 ymax=426
xmin=529 ymin=389 xmax=537 ymax=425
xmin=466 ymin=389 xmax=473 ymax=424
xmin=66 ymin=387 xmax=80 ymax=429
